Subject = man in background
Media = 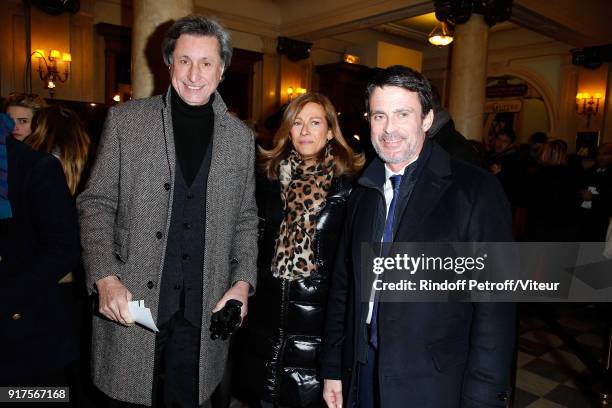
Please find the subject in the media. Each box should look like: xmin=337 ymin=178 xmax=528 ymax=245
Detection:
xmin=579 ymin=142 xmax=612 ymax=241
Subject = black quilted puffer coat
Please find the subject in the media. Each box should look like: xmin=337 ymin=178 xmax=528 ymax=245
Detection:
xmin=234 ymin=174 xmax=352 ymax=408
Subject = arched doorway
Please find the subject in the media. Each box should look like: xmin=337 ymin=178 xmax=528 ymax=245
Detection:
xmin=484 ymin=75 xmax=552 ymax=147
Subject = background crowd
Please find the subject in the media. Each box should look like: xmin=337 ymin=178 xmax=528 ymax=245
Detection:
xmin=1 ymin=50 xmax=611 ymax=408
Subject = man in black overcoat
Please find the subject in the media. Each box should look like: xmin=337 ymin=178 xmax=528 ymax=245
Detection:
xmin=321 ymin=67 xmax=516 ymax=408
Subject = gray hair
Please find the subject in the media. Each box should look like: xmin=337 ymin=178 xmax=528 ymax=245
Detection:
xmin=162 ymin=15 xmax=233 ymax=71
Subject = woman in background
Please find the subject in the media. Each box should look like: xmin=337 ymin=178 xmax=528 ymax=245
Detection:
xmin=235 ymin=92 xmax=364 ymax=408
xmin=3 ymin=93 xmax=47 ymax=141
xmin=27 ymin=105 xmax=90 ymax=195
xmin=526 ymin=139 xmax=581 ymax=241
xmin=24 ymin=105 xmax=92 ymax=405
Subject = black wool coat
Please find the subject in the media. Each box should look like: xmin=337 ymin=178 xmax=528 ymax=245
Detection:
xmin=321 ymin=141 xmax=517 ymax=408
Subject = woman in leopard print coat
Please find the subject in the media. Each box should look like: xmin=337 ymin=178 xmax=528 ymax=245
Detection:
xmin=235 ymin=93 xmax=364 ymax=408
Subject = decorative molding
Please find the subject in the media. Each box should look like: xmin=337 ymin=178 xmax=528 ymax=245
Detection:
xmin=423 ymin=40 xmax=571 ymax=72
xmin=510 ymin=4 xmax=595 ymax=48
xmin=280 ymin=1 xmax=433 ymax=40
xmin=372 ymin=22 xmax=428 ymax=42
xmin=195 ymin=6 xmax=279 ymax=38
xmin=487 ymin=41 xmax=572 ymax=63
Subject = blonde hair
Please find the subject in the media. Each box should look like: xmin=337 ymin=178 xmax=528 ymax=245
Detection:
xmin=539 ymin=139 xmax=568 ymax=167
xmin=259 ymin=92 xmax=364 ymax=179
xmin=27 ymin=106 xmax=90 ymax=195
xmin=4 ymin=92 xmax=47 ymax=112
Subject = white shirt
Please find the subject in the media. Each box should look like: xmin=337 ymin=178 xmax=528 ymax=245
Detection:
xmin=366 ymin=164 xmax=407 ymax=324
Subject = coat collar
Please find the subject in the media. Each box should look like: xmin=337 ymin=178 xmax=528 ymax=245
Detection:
xmin=260 ymin=172 xmax=353 ymax=199
xmin=358 ymin=139 xmax=453 ymax=241
xmin=160 ymin=86 xmax=232 ymax=186
xmin=162 ymin=86 xmax=229 ymax=125
xmin=357 ymin=138 xmax=451 ymax=190
xmin=395 ymin=141 xmax=453 ymax=241
xmin=357 ymin=156 xmax=386 ymax=194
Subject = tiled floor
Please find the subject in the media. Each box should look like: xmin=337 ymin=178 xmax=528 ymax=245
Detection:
xmin=513 ymin=304 xmax=611 ymax=408
xmin=81 ymin=304 xmax=611 ymax=408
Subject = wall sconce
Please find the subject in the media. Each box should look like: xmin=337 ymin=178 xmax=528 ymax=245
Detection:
xmin=287 ymin=86 xmax=307 ymax=101
xmin=32 ymin=49 xmax=71 ymax=95
xmin=576 ymin=92 xmax=602 ymax=128
xmin=428 ymin=21 xmax=454 ymax=47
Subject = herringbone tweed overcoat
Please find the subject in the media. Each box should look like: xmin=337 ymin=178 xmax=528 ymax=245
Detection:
xmin=77 ymin=88 xmax=258 ymax=406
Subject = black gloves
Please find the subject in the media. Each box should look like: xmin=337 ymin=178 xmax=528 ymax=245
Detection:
xmin=210 ymin=299 xmax=243 ymax=340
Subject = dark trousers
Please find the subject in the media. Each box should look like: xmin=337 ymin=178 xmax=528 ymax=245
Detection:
xmin=357 ymin=344 xmax=380 ymax=408
xmin=110 ymin=311 xmax=205 ymax=408
xmin=154 ymin=311 xmax=203 ymax=408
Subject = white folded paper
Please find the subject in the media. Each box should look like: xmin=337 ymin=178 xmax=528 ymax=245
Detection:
xmin=581 ymin=186 xmax=600 ymax=209
xmin=127 ymin=300 xmax=159 ymax=332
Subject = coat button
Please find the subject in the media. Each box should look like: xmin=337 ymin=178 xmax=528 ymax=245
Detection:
xmin=164 ymin=183 xmax=171 ymax=191
xmin=147 ymin=281 xmax=155 ymax=289
xmin=183 ymin=223 xmax=191 ymax=230
xmin=156 ymin=231 xmax=163 ymax=239
xmin=186 ymin=193 xmax=194 ymax=199
xmin=12 ymin=313 xmax=21 ymax=320
xmin=182 ymin=254 xmax=190 ymax=261
xmin=497 ymin=392 xmax=508 ymax=401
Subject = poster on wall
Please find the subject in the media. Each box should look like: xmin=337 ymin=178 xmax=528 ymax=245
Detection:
xmin=576 ymin=131 xmax=599 ymax=159
xmin=487 ymin=112 xmax=516 ymax=143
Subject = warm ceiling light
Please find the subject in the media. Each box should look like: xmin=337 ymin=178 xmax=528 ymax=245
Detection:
xmin=428 ymin=21 xmax=454 ymax=47
xmin=49 ymin=49 xmax=61 ymax=59
xmin=287 ymin=87 xmax=294 ymax=95
xmin=62 ymin=52 xmax=72 ymax=62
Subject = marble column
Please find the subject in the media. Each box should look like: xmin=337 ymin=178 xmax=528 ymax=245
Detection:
xmin=448 ymin=13 xmax=489 ymax=141
xmin=131 ymin=0 xmax=193 ymax=99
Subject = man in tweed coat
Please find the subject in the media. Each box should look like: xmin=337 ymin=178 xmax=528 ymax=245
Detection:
xmin=78 ymin=16 xmax=257 ymax=407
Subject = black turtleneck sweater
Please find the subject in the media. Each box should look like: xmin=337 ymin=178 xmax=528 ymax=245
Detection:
xmin=171 ymin=86 xmax=214 ymax=186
